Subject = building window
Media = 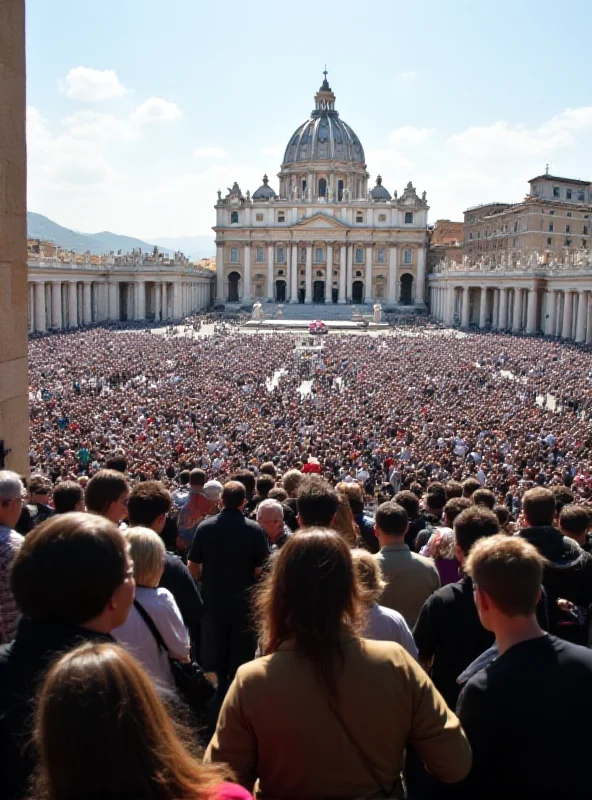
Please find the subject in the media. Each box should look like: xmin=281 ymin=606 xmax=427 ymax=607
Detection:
xmin=513 ymin=221 xmax=518 ymax=232
xmin=255 ymin=213 xmax=264 ymax=222
xmin=567 ymin=211 xmax=572 ymax=217
xmin=566 ymin=225 xmax=571 ymax=233
xmin=277 ymin=212 xmax=285 ymax=223
xmin=513 ymin=239 xmax=518 ymax=247
xmin=404 ymin=211 xmax=413 ymax=224
xmin=565 ymin=238 xmax=572 ymax=246
xmin=553 ymin=187 xmax=560 ymax=198
xmin=583 ymin=240 xmax=587 ymax=248
xmin=403 ymin=249 xmax=412 ymax=264
xmin=301 ymin=248 xmax=306 ymax=261
xmin=255 ymin=247 xmax=264 ymax=262
xmin=567 ymin=189 xmax=572 ymax=199
xmin=469 ymin=232 xmax=473 ymax=240
xmin=377 ymin=248 xmax=385 ymax=264
xmin=378 ymin=213 xmax=387 ymax=221
xmin=579 ymin=190 xmax=586 ymax=202
xmin=548 ymin=223 xmax=554 ymax=232
xmin=276 ymin=247 xmax=285 ymax=263
xmin=356 ymin=211 xmax=364 ymax=223
xmin=549 ymin=210 xmax=555 ymax=215
xmin=584 ymin=226 xmax=588 ymax=236
xmin=547 ymin=237 xmax=552 ymax=246
xmin=355 ymin=248 xmax=364 ymax=263
xmin=318 ymin=178 xmax=327 ymax=197
xmin=230 ymin=247 xmax=238 ymax=263
xmin=315 ymin=247 xmax=325 ymax=263
xmin=278 ymin=270 xmax=284 ymax=275
xmin=230 ymin=211 xmax=239 ymax=224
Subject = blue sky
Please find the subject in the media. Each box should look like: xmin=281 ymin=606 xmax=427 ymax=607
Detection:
xmin=26 ymin=0 xmax=592 ymax=241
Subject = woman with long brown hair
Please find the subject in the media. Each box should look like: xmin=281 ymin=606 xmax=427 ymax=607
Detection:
xmin=31 ymin=641 xmax=251 ymax=800
xmin=206 ymin=529 xmax=471 ymax=798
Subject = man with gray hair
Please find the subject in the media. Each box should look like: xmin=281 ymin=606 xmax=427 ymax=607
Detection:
xmin=0 ymin=471 xmax=25 ymax=644
xmin=256 ymin=498 xmax=290 ymax=550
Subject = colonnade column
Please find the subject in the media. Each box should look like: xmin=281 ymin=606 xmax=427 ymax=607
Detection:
xmin=154 ymin=283 xmax=161 ymax=321
xmin=526 ymin=288 xmax=538 ymax=335
xmin=216 ymin=243 xmax=224 ymax=302
xmin=387 ymin=245 xmax=397 ymax=304
xmin=28 ymin=285 xmax=34 ymax=332
xmin=575 ymin=290 xmax=587 ymax=343
xmin=243 ymin=244 xmax=251 ymax=303
xmin=68 ymin=281 xmax=78 ymax=328
xmin=461 ymin=286 xmax=470 ymax=328
xmin=305 ymin=243 xmax=312 ymax=303
xmin=562 ymin=291 xmax=573 ymax=339
xmin=267 ymin=244 xmax=274 ymax=302
xmin=444 ymin=285 xmax=455 ymax=326
xmin=415 ymin=248 xmax=425 ymax=305
xmin=346 ymin=245 xmax=353 ymax=303
xmin=51 ymin=282 xmax=62 ymax=329
xmin=338 ymin=245 xmax=347 ymax=303
xmin=545 ymin=290 xmax=556 ymax=336
xmin=512 ymin=288 xmax=522 ymax=333
xmin=327 ymin=244 xmax=333 ymax=303
xmin=82 ymin=282 xmax=92 ymax=325
xmin=492 ymin=289 xmax=500 ymax=330
xmin=365 ymin=245 xmax=373 ymax=303
xmin=34 ymin=282 xmax=46 ymax=332
xmin=479 ymin=288 xmax=488 ymax=329
xmin=498 ymin=288 xmax=508 ymax=330
xmin=586 ymin=294 xmax=592 ymax=345
xmin=290 ymin=243 xmax=298 ymax=303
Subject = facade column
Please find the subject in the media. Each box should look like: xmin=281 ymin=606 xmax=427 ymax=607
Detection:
xmin=586 ymin=294 xmax=592 ymax=345
xmin=267 ymin=244 xmax=274 ymax=301
xmin=108 ymin=282 xmax=119 ymax=321
xmin=387 ymin=245 xmax=397 ymax=304
xmin=512 ymin=288 xmax=522 ymax=333
xmin=562 ymin=291 xmax=573 ymax=339
xmin=51 ymin=282 xmax=63 ymax=329
xmin=526 ymin=288 xmax=538 ymax=334
xmin=154 ymin=283 xmax=161 ymax=321
xmin=34 ymin=282 xmax=46 ymax=332
xmin=172 ymin=282 xmax=182 ymax=318
xmin=575 ymin=290 xmax=587 ymax=343
xmin=216 ymin=243 xmax=224 ymax=302
xmin=327 ymin=244 xmax=333 ymax=304
xmin=498 ymin=288 xmax=508 ymax=330
xmin=83 ymin=282 xmax=92 ymax=325
xmin=492 ymin=288 xmax=500 ymax=330
xmin=68 ymin=281 xmax=78 ymax=328
xmin=243 ymin=244 xmax=251 ymax=303
xmin=365 ymin=245 xmax=373 ymax=303
xmin=338 ymin=244 xmax=347 ymax=303
xmin=461 ymin=286 xmax=470 ymax=328
xmin=290 ymin=243 xmax=298 ymax=303
xmin=545 ymin=290 xmax=556 ymax=336
xmin=415 ymin=247 xmax=426 ymax=304
xmin=444 ymin=285 xmax=455 ymax=326
xmin=479 ymin=287 xmax=488 ymax=329
xmin=346 ymin=245 xmax=353 ymax=303
xmin=305 ymin=243 xmax=312 ymax=303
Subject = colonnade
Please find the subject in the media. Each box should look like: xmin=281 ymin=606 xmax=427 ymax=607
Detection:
xmin=429 ymin=283 xmax=592 ymax=343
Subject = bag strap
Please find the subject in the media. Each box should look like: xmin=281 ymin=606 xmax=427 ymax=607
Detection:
xmin=133 ymin=599 xmax=170 ymax=655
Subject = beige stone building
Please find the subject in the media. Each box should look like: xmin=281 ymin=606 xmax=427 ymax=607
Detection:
xmin=427 ymin=219 xmax=463 ymax=273
xmin=214 ymin=74 xmax=429 ymax=308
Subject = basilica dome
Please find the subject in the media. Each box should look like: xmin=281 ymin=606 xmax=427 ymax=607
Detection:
xmin=282 ymin=75 xmax=366 ymax=167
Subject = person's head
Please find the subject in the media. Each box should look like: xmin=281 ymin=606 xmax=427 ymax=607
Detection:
xmin=104 ymin=455 xmax=127 ymax=474
xmin=268 ymin=487 xmax=288 ymax=503
xmin=296 ymin=476 xmax=339 ymax=528
xmin=85 ymin=470 xmax=129 ymax=525
xmin=394 ymin=490 xmax=419 ymax=520
xmin=221 ymin=480 xmax=247 ymax=511
xmin=336 ymin=481 xmax=365 ymax=516
xmin=33 ymin=642 xmax=229 ymax=800
xmin=203 ymin=480 xmax=223 ymax=503
xmin=188 ymin=469 xmax=206 ymax=490
xmin=558 ymin=505 xmax=590 ymax=545
xmin=454 ymin=505 xmax=500 ymax=563
xmin=126 ymin=527 xmax=166 ymax=588
xmin=230 ymin=468 xmax=256 ymax=500
xmin=11 ymin=513 xmax=134 ymax=632
xmin=127 ymin=481 xmax=172 ymax=534
xmin=259 ymin=461 xmax=277 ymax=479
xmin=425 ymin=483 xmax=446 ymax=515
xmin=493 ymin=504 xmax=511 ymax=530
xmin=282 ymin=468 xmax=303 ymax=498
xmin=522 ymin=487 xmax=556 ymax=528
xmin=472 ymin=488 xmax=496 ymax=510
xmin=178 ymin=469 xmax=191 ymax=487
xmin=256 ymin=498 xmax=284 ymax=543
xmin=333 ymin=491 xmax=358 ymax=546
xmin=443 ymin=497 xmax=471 ymax=528
xmin=0 ymin=470 xmax=24 ymax=529
xmin=53 ymin=481 xmax=85 ymax=514
xmin=351 ymin=548 xmax=385 ymax=608
xmin=551 ymin=484 xmax=575 ymax=514
xmin=255 ymin=474 xmax=275 ymax=499
xmin=28 ymin=476 xmax=52 ymax=505
xmin=465 ymin=534 xmax=544 ymax=631
xmin=255 ymin=529 xmax=361 ymax=695
xmin=462 ymin=477 xmax=481 ymax=498
xmin=375 ymin=501 xmax=408 ymax=543
xmin=445 ymin=480 xmax=463 ymax=499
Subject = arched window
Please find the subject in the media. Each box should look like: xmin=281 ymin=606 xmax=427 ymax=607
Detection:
xmin=230 ymin=211 xmax=238 ymax=224
xmin=404 ymin=249 xmax=412 ymax=265
xmin=318 ymin=178 xmax=327 ymax=197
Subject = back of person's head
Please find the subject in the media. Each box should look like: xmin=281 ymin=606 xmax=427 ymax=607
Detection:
xmin=127 ymin=481 xmax=172 ymax=529
xmin=296 ymin=476 xmax=339 ymax=527
xmin=282 ymin=468 xmax=303 ymax=498
xmin=259 ymin=461 xmax=277 ymax=479
xmin=425 ymin=482 xmax=446 ymax=513
xmin=559 ymin=505 xmax=590 ymax=538
xmin=336 ymin=481 xmax=365 ymax=516
xmin=409 ymin=481 xmax=423 ymax=499
xmin=28 ymin=475 xmax=51 ymax=499
xmin=189 ymin=469 xmax=206 ymax=489
xmin=85 ymin=470 xmax=129 ymax=517
xmin=394 ymin=490 xmax=419 ymax=520
xmin=230 ymin=469 xmax=256 ymax=499
xmin=0 ymin=470 xmax=24 ymax=525
xmin=268 ymin=487 xmax=288 ymax=503
xmin=256 ymin=529 xmax=361 ymax=695
xmin=522 ymin=487 xmax=556 ymax=527
xmin=472 ymin=488 xmax=496 ymax=510
xmin=178 ymin=470 xmax=191 ymax=487
xmin=255 ymin=474 xmax=275 ymax=498
xmin=465 ymin=534 xmax=544 ymax=618
xmin=462 ymin=477 xmax=481 ymax=498
xmin=11 ymin=513 xmax=131 ymax=628
xmin=33 ymin=641 xmax=229 ymax=800
xmin=493 ymin=503 xmax=511 ymax=529
xmin=126 ymin=527 xmax=165 ymax=588
xmin=333 ymin=492 xmax=358 ymax=546
xmin=104 ymin=455 xmax=127 ymax=474
xmin=443 ymin=497 xmax=471 ymax=527
xmin=53 ymin=481 xmax=84 ymax=514
xmin=551 ymin=484 xmax=575 ymax=514
xmin=454 ymin=506 xmax=500 ymax=558
xmin=221 ymin=480 xmax=247 ymax=510
xmin=203 ymin=480 xmax=223 ymax=502
xmin=351 ymin=548 xmax=385 ymax=606
xmin=445 ymin=480 xmax=463 ymax=499
xmin=375 ymin=501 xmax=408 ymax=538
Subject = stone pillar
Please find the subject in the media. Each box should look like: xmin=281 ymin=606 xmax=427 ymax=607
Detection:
xmin=562 ymin=291 xmax=573 ymax=339
xmin=498 ymin=288 xmax=508 ymax=330
xmin=415 ymin=247 xmax=426 ymax=304
xmin=338 ymin=245 xmax=347 ymax=303
xmin=492 ymin=289 xmax=500 ymax=330
xmin=444 ymin=285 xmax=455 ymax=326
xmin=586 ymin=294 xmax=592 ymax=345
xmin=346 ymin=245 xmax=353 ymax=302
xmin=267 ymin=244 xmax=274 ymax=301
xmin=51 ymin=282 xmax=63 ymax=329
xmin=108 ymin=282 xmax=118 ymax=321
xmin=305 ymin=243 xmax=312 ymax=303
xmin=461 ymin=286 xmax=470 ymax=328
xmin=154 ymin=283 xmax=161 ymax=321
xmin=216 ymin=243 xmax=224 ymax=302
xmin=545 ymin=290 xmax=556 ymax=336
xmin=479 ymin=288 xmax=488 ymax=329
xmin=365 ymin=245 xmax=373 ymax=303
xmin=68 ymin=281 xmax=78 ymax=328
xmin=290 ymin=243 xmax=298 ymax=303
xmin=82 ymin=282 xmax=92 ymax=324
xmin=512 ymin=288 xmax=522 ymax=333
xmin=173 ymin=282 xmax=182 ymax=318
xmin=327 ymin=244 xmax=334 ymax=303
xmin=243 ymin=244 xmax=251 ymax=303
xmin=136 ymin=281 xmax=146 ymax=320
xmin=388 ymin=245 xmax=397 ymax=303
xmin=526 ymin=288 xmax=538 ymax=335
xmin=575 ymin=290 xmax=587 ymax=343
xmin=28 ymin=284 xmax=34 ymax=332
xmin=34 ymin=282 xmax=46 ymax=332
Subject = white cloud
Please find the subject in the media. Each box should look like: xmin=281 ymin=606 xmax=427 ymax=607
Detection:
xmin=262 ymin=144 xmax=284 ymax=156
xmin=541 ymin=106 xmax=592 ymax=133
xmin=62 ymin=110 xmax=138 ymax=143
xmin=63 ymin=67 xmax=127 ymax=102
xmin=447 ymin=120 xmax=573 ymax=158
xmin=194 ymin=147 xmax=229 ymax=159
xmin=399 ymin=71 xmax=418 ymax=81
xmin=132 ymin=97 xmax=182 ymax=124
xmin=389 ymin=126 xmax=435 ymax=146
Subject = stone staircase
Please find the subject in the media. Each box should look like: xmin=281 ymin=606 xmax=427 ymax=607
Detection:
xmin=222 ymin=302 xmax=422 ymax=321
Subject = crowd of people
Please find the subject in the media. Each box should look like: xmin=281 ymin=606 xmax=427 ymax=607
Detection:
xmin=2 ymin=319 xmax=592 ymax=797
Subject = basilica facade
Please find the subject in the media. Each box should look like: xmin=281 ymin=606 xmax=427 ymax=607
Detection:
xmin=214 ymin=75 xmax=429 ymax=306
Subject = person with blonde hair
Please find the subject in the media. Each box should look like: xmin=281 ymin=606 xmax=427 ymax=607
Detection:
xmin=351 ymin=549 xmax=417 ymax=658
xmin=333 ymin=490 xmax=360 ymax=546
xmin=112 ymin=527 xmax=190 ymax=687
xmin=32 ymin=641 xmax=251 ymax=800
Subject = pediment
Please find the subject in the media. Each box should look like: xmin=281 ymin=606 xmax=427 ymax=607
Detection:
xmin=292 ymin=213 xmax=349 ymax=230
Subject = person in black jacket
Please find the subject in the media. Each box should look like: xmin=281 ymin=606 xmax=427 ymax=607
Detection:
xmin=0 ymin=513 xmax=135 ymax=800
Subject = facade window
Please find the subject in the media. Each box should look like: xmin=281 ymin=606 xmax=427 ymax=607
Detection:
xmin=567 ymin=189 xmax=572 ymax=199
xmin=579 ymin=190 xmax=586 ymax=202
xmin=378 ymin=213 xmax=387 ymax=221
xmin=404 ymin=211 xmax=413 ymax=224
xmin=255 ymin=213 xmax=264 ymax=221
xmin=315 ymin=247 xmax=325 ymax=263
xmin=255 ymin=247 xmax=264 ymax=262
xmin=377 ymin=248 xmax=385 ymax=264
xmin=513 ymin=221 xmax=518 ymax=232
xmin=230 ymin=247 xmax=238 ymax=263
xmin=230 ymin=211 xmax=239 ymax=224
xmin=301 ymin=248 xmax=306 ymax=261
xmin=565 ymin=238 xmax=572 ymax=246
xmin=318 ymin=178 xmax=327 ymax=197
xmin=567 ymin=211 xmax=572 ymax=217
xmin=355 ymin=248 xmax=364 ymax=263
xmin=513 ymin=239 xmax=518 ymax=247
xmin=548 ymin=223 xmax=554 ymax=232
xmin=277 ymin=270 xmax=284 ymax=276
xmin=469 ymin=232 xmax=473 ymax=240
xmin=549 ymin=210 xmax=555 ymax=215
xmin=277 ymin=212 xmax=285 ymax=223
xmin=403 ymin=249 xmax=412 ymax=264
xmin=547 ymin=237 xmax=552 ymax=246
xmin=356 ymin=211 xmax=364 ymax=223
xmin=553 ymin=187 xmax=560 ymax=198
xmin=583 ymin=240 xmax=587 ymax=248
xmin=276 ymin=247 xmax=285 ymax=263
xmin=584 ymin=226 xmax=588 ymax=236
xmin=566 ymin=225 xmax=571 ymax=233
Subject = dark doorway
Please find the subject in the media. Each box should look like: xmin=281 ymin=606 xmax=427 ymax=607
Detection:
xmin=313 ymin=281 xmax=325 ymax=303
xmin=318 ymin=178 xmax=327 ymax=197
xmin=352 ymin=280 xmax=364 ymax=304
xmin=332 ymin=287 xmax=338 ymax=303
xmin=338 ymin=179 xmax=344 ymax=201
xmin=227 ymin=271 xmax=240 ymax=302
xmin=299 ymin=285 xmax=305 ymax=304
xmin=400 ymin=273 xmax=414 ymax=305
xmin=275 ymin=280 xmax=286 ymax=303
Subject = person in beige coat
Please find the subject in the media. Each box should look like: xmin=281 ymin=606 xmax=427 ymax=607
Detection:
xmin=205 ymin=529 xmax=471 ymax=798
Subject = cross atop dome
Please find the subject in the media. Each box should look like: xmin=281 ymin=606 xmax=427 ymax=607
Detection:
xmin=314 ymin=68 xmax=336 ymax=114
xmin=321 ymin=65 xmax=331 ymax=92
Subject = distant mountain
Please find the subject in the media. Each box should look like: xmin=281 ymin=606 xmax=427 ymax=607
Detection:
xmin=152 ymin=235 xmax=216 ymax=261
